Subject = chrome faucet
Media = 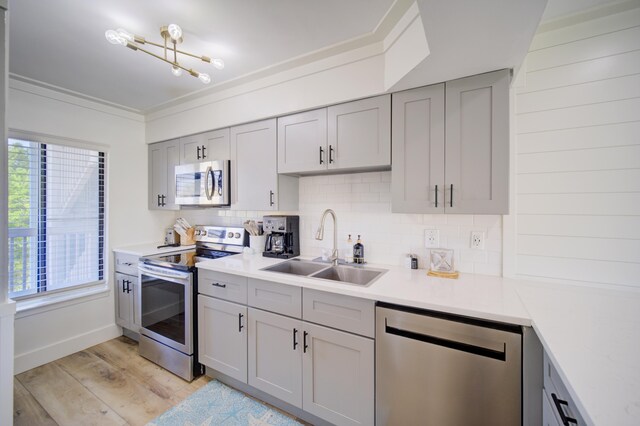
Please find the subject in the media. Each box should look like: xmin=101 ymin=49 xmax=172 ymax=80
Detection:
xmin=315 ymin=209 xmax=338 ymax=266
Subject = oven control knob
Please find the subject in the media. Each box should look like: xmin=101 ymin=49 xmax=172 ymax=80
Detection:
xmin=234 ymin=232 xmax=241 ymax=238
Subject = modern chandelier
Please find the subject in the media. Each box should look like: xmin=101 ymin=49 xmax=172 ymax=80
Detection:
xmin=105 ymin=24 xmax=224 ymax=84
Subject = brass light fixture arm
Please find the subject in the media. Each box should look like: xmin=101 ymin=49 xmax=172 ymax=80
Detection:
xmin=126 ymin=42 xmax=197 ymax=75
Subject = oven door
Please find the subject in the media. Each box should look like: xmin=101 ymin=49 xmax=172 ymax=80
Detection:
xmin=175 ymin=160 xmax=230 ymax=206
xmin=138 ymin=263 xmax=193 ymax=355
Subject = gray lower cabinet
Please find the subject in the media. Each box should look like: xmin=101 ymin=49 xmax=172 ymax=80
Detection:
xmin=302 ymin=321 xmax=375 ymax=426
xmin=230 ymin=119 xmax=298 ymax=211
xmin=180 ymin=128 xmax=230 ymax=164
xmin=115 ymin=272 xmax=139 ymax=331
xmin=543 ymin=351 xmax=586 ymax=426
xmin=114 ymin=252 xmax=140 ymax=332
xmin=148 ymin=139 xmax=180 ymax=210
xmin=198 ymin=295 xmax=248 ymax=383
xmin=392 ymin=69 xmax=510 ymax=214
xmin=248 ymin=308 xmax=303 ymax=407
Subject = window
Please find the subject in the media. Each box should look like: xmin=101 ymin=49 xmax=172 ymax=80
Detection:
xmin=8 ymin=137 xmax=105 ymax=299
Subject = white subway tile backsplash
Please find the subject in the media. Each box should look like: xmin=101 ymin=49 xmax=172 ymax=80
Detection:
xmin=178 ymin=172 xmax=503 ymax=276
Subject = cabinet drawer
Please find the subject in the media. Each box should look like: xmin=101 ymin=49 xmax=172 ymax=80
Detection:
xmin=198 ymin=269 xmax=248 ymax=304
xmin=303 ymin=288 xmax=375 ymax=337
xmin=114 ymin=252 xmax=139 ymax=275
xmin=248 ymin=279 xmax=302 ymax=318
xmin=543 ymin=352 xmax=586 ymax=425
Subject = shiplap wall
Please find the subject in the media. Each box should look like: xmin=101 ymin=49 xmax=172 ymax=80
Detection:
xmin=515 ymin=7 xmax=640 ymax=289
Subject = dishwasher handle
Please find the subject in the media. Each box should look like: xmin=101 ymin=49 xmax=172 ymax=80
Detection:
xmin=384 ymin=318 xmax=507 ymax=361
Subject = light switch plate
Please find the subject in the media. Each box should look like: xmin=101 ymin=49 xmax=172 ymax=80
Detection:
xmin=424 ymin=229 xmax=440 ymax=248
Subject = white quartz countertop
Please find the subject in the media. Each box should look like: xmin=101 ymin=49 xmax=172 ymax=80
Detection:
xmin=113 ymin=243 xmax=195 ymax=257
xmin=196 ymin=254 xmax=640 ymax=426
xmin=196 ymin=254 xmax=531 ymax=326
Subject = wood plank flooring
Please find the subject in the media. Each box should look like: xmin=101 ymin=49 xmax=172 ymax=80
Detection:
xmin=14 ymin=336 xmax=212 ymax=426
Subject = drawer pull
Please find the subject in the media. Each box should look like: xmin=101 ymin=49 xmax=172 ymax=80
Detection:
xmin=211 ymin=282 xmax=227 ymax=288
xmin=551 ymin=393 xmax=578 ymax=425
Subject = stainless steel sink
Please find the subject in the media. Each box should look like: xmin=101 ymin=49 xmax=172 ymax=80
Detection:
xmin=310 ymin=265 xmax=386 ymax=286
xmin=261 ymin=259 xmax=387 ymax=287
xmin=262 ymin=259 xmax=328 ymax=276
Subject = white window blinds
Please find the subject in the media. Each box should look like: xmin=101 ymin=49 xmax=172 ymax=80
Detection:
xmin=8 ymin=137 xmax=105 ymax=299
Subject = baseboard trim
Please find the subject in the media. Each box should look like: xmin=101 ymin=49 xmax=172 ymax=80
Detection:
xmin=14 ymin=323 xmax=121 ymax=374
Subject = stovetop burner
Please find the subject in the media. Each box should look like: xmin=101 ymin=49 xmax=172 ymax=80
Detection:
xmin=140 ymin=225 xmax=246 ymax=271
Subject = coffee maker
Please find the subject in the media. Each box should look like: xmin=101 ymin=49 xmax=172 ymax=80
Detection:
xmin=262 ymin=215 xmax=300 ymax=259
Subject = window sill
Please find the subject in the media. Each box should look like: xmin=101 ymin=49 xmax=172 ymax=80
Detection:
xmin=14 ymin=282 xmax=111 ymax=319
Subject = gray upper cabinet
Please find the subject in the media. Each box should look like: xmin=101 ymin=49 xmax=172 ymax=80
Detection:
xmin=392 ymin=84 xmax=445 ymax=213
xmin=445 ymin=69 xmax=510 ymax=214
xmin=181 ymin=128 xmax=230 ymax=164
xmin=278 ymin=109 xmax=328 ymax=174
xmin=392 ymin=70 xmax=509 ymax=214
xmin=148 ymin=139 xmax=180 ymax=210
xmin=327 ymin=94 xmax=391 ymax=171
xmin=277 ymin=95 xmax=391 ymax=175
xmin=231 ymin=119 xmax=298 ymax=211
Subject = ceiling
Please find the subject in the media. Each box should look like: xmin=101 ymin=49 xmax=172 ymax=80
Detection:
xmin=9 ymin=0 xmax=622 ymax=113
xmin=9 ymin=0 xmax=394 ymax=111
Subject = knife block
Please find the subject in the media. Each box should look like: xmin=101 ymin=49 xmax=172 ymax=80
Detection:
xmin=182 ymin=227 xmax=196 ymax=245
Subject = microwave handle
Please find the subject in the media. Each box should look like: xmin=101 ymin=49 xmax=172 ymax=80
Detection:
xmin=204 ymin=166 xmax=213 ymax=200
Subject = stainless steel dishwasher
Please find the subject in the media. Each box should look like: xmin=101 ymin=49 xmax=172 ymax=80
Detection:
xmin=376 ymin=303 xmax=522 ymax=426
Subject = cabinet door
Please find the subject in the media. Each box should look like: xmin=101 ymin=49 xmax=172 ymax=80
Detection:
xmin=277 ymin=109 xmax=327 ymax=174
xmin=148 ymin=139 xmax=180 ymax=210
xmin=130 ymin=275 xmax=140 ymax=330
xmin=163 ymin=140 xmax=180 ymax=210
xmin=115 ymin=273 xmax=132 ymax=328
xmin=302 ymin=322 xmax=374 ymax=426
xmin=327 ymin=94 xmax=391 ymax=171
xmin=445 ymin=69 xmax=509 ymax=214
xmin=198 ymin=295 xmax=248 ymax=383
xmin=148 ymin=142 xmax=167 ymax=210
xmin=392 ymin=84 xmax=445 ymax=213
xmin=205 ymin=128 xmax=230 ymax=160
xmin=230 ymin=119 xmax=278 ymax=210
xmin=248 ymin=308 xmax=303 ymax=407
xmin=180 ymin=133 xmax=208 ymax=164
xmin=542 ymin=391 xmax=561 ymax=426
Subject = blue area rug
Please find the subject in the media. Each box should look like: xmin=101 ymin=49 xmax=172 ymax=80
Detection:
xmin=147 ymin=379 xmax=303 ymax=426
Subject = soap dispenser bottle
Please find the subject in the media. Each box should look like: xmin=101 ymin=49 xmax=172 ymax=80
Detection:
xmin=353 ymin=235 xmax=365 ymax=264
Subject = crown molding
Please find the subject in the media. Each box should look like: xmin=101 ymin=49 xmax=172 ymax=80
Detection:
xmin=538 ymin=0 xmax=640 ymax=33
xmin=144 ymin=0 xmax=416 ymax=114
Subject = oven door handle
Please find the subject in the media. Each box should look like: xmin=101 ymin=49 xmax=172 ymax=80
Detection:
xmin=138 ymin=264 xmax=191 ymax=281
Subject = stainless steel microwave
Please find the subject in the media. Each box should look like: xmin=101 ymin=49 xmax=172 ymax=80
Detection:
xmin=175 ymin=160 xmax=230 ymax=206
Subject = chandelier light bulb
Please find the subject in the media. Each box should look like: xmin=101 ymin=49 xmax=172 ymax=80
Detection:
xmin=116 ymin=28 xmax=134 ymax=43
xmin=167 ymin=24 xmax=182 ymax=41
xmin=198 ymin=73 xmax=211 ymax=84
xmin=212 ymin=58 xmax=225 ymax=70
xmin=171 ymin=66 xmax=183 ymax=77
xmin=105 ymin=29 xmax=127 ymax=46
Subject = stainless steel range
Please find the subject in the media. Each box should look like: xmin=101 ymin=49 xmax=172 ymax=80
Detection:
xmin=137 ymin=225 xmax=245 ymax=381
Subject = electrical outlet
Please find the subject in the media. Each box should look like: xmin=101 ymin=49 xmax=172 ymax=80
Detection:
xmin=471 ymin=231 xmax=485 ymax=250
xmin=424 ymin=229 xmax=440 ymax=248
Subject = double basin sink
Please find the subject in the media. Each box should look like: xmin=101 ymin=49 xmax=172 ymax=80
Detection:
xmin=261 ymin=258 xmax=387 ymax=287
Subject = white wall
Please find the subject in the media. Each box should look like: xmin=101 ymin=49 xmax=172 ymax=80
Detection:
xmin=180 ymin=172 xmax=502 ymax=275
xmin=8 ymin=79 xmax=176 ymax=373
xmin=514 ymin=7 xmax=640 ymax=289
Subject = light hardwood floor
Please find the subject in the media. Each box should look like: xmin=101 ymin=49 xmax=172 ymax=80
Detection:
xmin=14 ymin=336 xmax=212 ymax=426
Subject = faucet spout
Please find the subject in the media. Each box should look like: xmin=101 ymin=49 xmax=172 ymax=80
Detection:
xmin=315 ymin=209 xmax=338 ymax=266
